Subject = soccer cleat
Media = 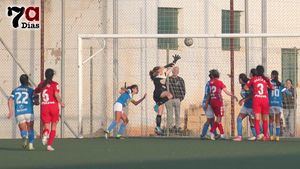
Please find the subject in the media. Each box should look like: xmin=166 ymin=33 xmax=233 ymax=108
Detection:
xmin=47 ymin=145 xmax=55 ymax=151
xmin=220 ymin=134 xmax=226 ymax=140
xmin=209 ymin=132 xmax=215 ymax=141
xmin=270 ymin=136 xmax=275 ymax=141
xmin=28 ymin=143 xmax=35 ymax=151
xmin=275 ymin=136 xmax=280 ymax=142
xmin=247 ymin=136 xmax=256 ymax=141
xmin=233 ymin=136 xmax=242 ymax=142
xmin=104 ymin=130 xmax=110 ymax=139
xmin=42 ymin=135 xmax=48 ymax=146
xmin=256 ymin=133 xmax=264 ymax=141
xmin=155 ymin=127 xmax=163 ymax=135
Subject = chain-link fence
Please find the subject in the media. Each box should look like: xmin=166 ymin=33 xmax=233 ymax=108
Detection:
xmin=0 ymin=0 xmax=299 ymax=138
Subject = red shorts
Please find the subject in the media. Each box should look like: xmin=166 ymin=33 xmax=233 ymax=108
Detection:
xmin=210 ymin=100 xmax=224 ymax=117
xmin=252 ymin=97 xmax=269 ymax=115
xmin=41 ymin=105 xmax=60 ymax=123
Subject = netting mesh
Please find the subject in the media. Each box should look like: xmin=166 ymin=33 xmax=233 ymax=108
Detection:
xmin=0 ymin=0 xmax=299 ymax=138
xmin=79 ymin=36 xmax=299 ymax=137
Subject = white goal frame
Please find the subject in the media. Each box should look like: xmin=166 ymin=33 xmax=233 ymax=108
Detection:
xmin=77 ymin=33 xmax=300 ymax=138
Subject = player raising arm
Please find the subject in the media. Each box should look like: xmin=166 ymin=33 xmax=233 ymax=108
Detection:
xmin=207 ymin=69 xmax=238 ymax=140
xmin=35 ymin=68 xmax=65 ymax=151
xmin=105 ymin=85 xmax=146 ymax=139
xmin=149 ymin=54 xmax=181 ymax=135
xmin=7 ymin=74 xmax=38 ymax=150
xmin=245 ymin=65 xmax=273 ymax=141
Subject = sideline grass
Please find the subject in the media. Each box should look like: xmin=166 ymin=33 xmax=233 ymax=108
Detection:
xmin=0 ymin=138 xmax=299 ymax=169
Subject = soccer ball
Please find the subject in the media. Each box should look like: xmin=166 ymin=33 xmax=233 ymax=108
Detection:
xmin=184 ymin=38 xmax=193 ymax=47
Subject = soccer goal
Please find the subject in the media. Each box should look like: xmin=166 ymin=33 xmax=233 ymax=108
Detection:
xmin=77 ymin=33 xmax=300 ymax=138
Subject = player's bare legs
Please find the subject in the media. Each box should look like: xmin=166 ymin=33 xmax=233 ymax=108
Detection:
xmin=160 ymin=91 xmax=173 ymax=100
xmin=27 ymin=121 xmax=35 ymax=150
xmin=18 ymin=122 xmax=28 ymax=148
xmin=47 ymin=122 xmax=58 ymax=151
xmin=270 ymin=110 xmax=281 ymax=141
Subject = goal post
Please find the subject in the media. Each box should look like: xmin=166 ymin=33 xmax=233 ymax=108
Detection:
xmin=77 ymin=33 xmax=300 ymax=138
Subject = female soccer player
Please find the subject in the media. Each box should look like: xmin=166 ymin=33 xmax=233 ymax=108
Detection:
xmin=233 ymin=72 xmax=256 ymax=141
xmin=207 ymin=69 xmax=238 ymax=140
xmin=105 ymin=85 xmax=146 ymax=139
xmin=149 ymin=54 xmax=181 ymax=135
xmin=245 ymin=65 xmax=273 ymax=141
xmin=35 ymin=68 xmax=65 ymax=151
xmin=269 ymin=70 xmax=284 ymax=141
xmin=200 ymin=74 xmax=218 ymax=139
xmin=7 ymin=74 xmax=38 ymax=150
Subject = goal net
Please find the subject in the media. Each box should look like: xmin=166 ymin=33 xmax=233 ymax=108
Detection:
xmin=77 ymin=34 xmax=300 ymax=138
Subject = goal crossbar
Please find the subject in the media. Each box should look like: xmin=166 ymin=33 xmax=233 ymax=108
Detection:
xmin=78 ymin=33 xmax=300 ymax=39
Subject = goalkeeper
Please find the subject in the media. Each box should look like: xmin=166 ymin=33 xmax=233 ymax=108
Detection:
xmin=149 ymin=54 xmax=181 ymax=135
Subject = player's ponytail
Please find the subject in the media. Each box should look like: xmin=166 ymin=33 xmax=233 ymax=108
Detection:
xmin=271 ymin=70 xmax=281 ymax=86
xmin=20 ymin=74 xmax=31 ymax=86
xmin=41 ymin=68 xmax=55 ymax=88
xmin=149 ymin=66 xmax=160 ymax=80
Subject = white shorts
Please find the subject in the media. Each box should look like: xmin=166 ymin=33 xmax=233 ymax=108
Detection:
xmin=270 ymin=106 xmax=283 ymax=115
xmin=205 ymin=105 xmax=214 ymax=119
xmin=240 ymin=107 xmax=254 ymax=119
xmin=16 ymin=114 xmax=34 ymax=124
xmin=113 ymin=102 xmax=124 ymax=113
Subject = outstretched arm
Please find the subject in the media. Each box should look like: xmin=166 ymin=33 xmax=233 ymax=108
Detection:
xmin=131 ymin=93 xmax=147 ymax=106
xmin=223 ymin=87 xmax=238 ymax=102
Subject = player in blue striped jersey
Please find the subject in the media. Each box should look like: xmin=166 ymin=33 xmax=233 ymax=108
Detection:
xmin=269 ymin=70 xmax=284 ymax=141
xmin=7 ymin=74 xmax=38 ymax=150
xmin=233 ymin=71 xmax=257 ymax=141
xmin=105 ymin=84 xmax=146 ymax=139
xmin=200 ymin=74 xmax=218 ymax=139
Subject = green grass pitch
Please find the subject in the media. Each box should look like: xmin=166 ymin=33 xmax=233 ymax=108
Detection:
xmin=0 ymin=138 xmax=299 ymax=169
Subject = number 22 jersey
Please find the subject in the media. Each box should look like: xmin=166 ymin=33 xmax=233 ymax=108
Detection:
xmin=11 ymin=85 xmax=34 ymax=116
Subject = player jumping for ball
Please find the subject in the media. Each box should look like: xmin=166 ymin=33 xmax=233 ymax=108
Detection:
xmin=149 ymin=54 xmax=181 ymax=135
xmin=245 ymin=65 xmax=273 ymax=141
xmin=104 ymin=84 xmax=146 ymax=139
xmin=207 ymin=69 xmax=238 ymax=140
xmin=7 ymin=74 xmax=38 ymax=150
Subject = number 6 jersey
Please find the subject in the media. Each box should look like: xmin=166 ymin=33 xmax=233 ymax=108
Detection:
xmin=35 ymin=81 xmax=60 ymax=106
